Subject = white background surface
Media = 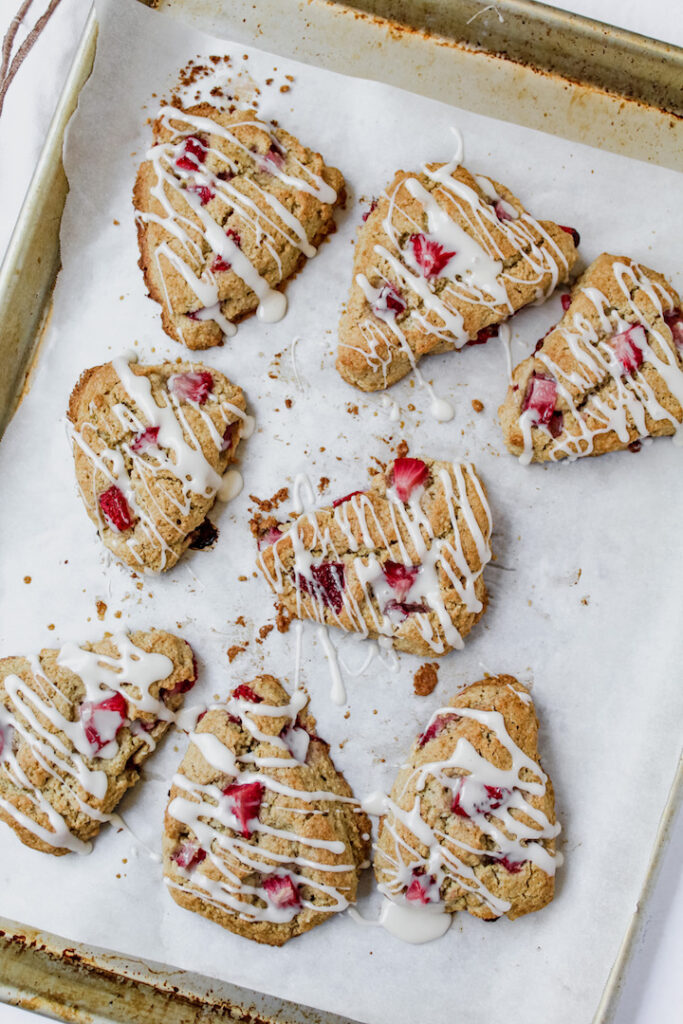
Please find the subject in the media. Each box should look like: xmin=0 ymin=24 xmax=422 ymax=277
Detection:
xmin=0 ymin=2 xmax=681 ymax=1023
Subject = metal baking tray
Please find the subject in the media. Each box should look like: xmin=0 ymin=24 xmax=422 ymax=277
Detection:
xmin=1 ymin=1 xmax=681 ymax=1020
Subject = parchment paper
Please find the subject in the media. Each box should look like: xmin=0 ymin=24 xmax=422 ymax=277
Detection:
xmin=0 ymin=1 xmax=681 ymax=1022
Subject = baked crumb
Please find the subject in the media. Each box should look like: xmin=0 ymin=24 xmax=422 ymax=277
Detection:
xmin=227 ymin=644 xmax=248 ymax=663
xmin=276 ymin=603 xmax=293 ymax=633
xmin=413 ymin=662 xmax=439 ymax=696
xmin=395 ymin=439 xmax=409 ymax=459
xmin=96 ymin=600 xmax=107 ymax=621
xmin=471 ymin=399 xmax=484 ymax=413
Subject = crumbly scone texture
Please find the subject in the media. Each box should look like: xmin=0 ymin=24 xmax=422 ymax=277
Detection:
xmin=0 ymin=630 xmax=195 ymax=855
xmin=134 ymin=103 xmax=345 ymax=349
xmin=255 ymin=458 xmax=492 ymax=657
xmin=337 ymin=164 xmax=578 ymax=391
xmin=68 ymin=359 xmax=246 ymax=572
xmin=164 ymin=675 xmax=371 ymax=946
xmin=374 ymin=676 xmax=557 ymax=921
xmin=499 ymin=253 xmax=683 ymax=462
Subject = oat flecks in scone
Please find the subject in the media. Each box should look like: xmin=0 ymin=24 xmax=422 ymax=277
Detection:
xmin=67 ymin=354 xmax=249 ymax=572
xmin=0 ymin=630 xmax=196 ymax=855
xmin=337 ymin=160 xmax=579 ymax=391
xmin=133 ymin=103 xmax=345 ymax=349
xmin=163 ymin=676 xmax=371 ymax=946
xmin=374 ymin=675 xmax=560 ymax=922
xmin=499 ymin=253 xmax=683 ymax=464
xmin=256 ymin=457 xmax=492 ymax=658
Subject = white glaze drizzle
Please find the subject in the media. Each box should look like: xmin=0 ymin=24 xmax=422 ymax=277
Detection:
xmin=166 ymin=686 xmax=362 ymax=924
xmin=376 ymin=704 xmax=561 ymax=919
xmin=70 ymin=353 xmax=248 ymax=570
xmin=517 ymin=260 xmax=683 ymax=463
xmin=0 ymin=634 xmax=178 ymax=854
xmin=257 ymin=461 xmax=492 ymax=656
xmin=139 ymin=107 xmax=337 ymax=343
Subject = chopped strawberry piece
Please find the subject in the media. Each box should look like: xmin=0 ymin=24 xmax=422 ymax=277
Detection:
xmin=451 ymin=787 xmax=469 ymax=818
xmin=173 ymin=840 xmax=206 ymax=870
xmin=418 ymin=713 xmax=459 ymax=748
xmin=169 ymin=371 xmax=214 ymax=404
xmin=452 ymin=778 xmax=512 ymax=817
xmin=384 ymin=599 xmax=428 ymax=622
xmin=258 ymin=526 xmax=284 ymax=550
xmin=221 ymin=422 xmax=236 ymax=452
xmin=130 ymin=426 xmax=160 ymax=453
xmin=332 ymin=490 xmax=363 ymax=508
xmin=263 ymin=874 xmax=300 ymax=908
xmin=665 ymin=309 xmax=683 ymax=347
xmin=391 ymin=457 xmax=428 ymax=501
xmin=611 ymin=325 xmax=646 ymax=374
xmin=548 ymin=410 xmax=564 ymax=438
xmin=498 ymin=856 xmax=525 ymax=874
xmin=186 ymin=309 xmax=201 ymax=321
xmin=98 ymin=486 xmax=134 ymax=532
xmin=559 ymin=225 xmax=580 ymax=247
xmin=297 ymin=562 xmax=346 ymax=614
xmin=409 ymin=233 xmax=456 ymax=278
xmin=211 ymin=254 xmax=231 ymax=272
xmin=629 ymin=440 xmax=642 ymax=453
xmin=232 ymin=684 xmax=263 ymax=703
xmin=164 ymin=676 xmax=196 ymax=697
xmin=226 ymin=228 xmax=241 ymax=247
xmin=522 ymin=374 xmax=558 ymax=426
xmin=223 ymin=780 xmax=264 ymax=838
xmin=484 ymin=785 xmax=505 ymax=808
xmin=80 ymin=692 xmax=128 ymax=754
xmin=467 ymin=325 xmax=499 ymax=346
xmin=406 ymin=877 xmax=431 ymax=904
xmin=176 ymin=135 xmax=208 ymax=171
xmin=561 ymin=293 xmax=572 ymax=311
xmin=382 ymin=561 xmax=420 ymax=601
xmin=494 ymin=200 xmax=514 ymax=222
xmin=188 ymin=182 xmax=215 ymax=205
xmin=362 ymin=198 xmax=378 ymax=222
xmin=373 ymin=283 xmax=406 ymax=318
xmin=258 ymin=146 xmax=284 ymax=172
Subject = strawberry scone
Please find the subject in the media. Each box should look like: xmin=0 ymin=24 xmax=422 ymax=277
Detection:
xmin=134 ymin=104 xmax=344 ymax=349
xmin=68 ymin=354 xmax=250 ymax=572
xmin=499 ymin=253 xmax=683 ymax=463
xmin=374 ymin=675 xmax=560 ymax=924
xmin=256 ymin=457 xmax=492 ymax=657
xmin=164 ymin=675 xmax=370 ymax=946
xmin=337 ymin=156 xmax=579 ymax=391
xmin=0 ymin=630 xmax=196 ymax=855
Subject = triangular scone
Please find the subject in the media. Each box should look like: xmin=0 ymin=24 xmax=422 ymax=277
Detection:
xmin=164 ymin=676 xmax=371 ymax=946
xmin=134 ymin=104 xmax=344 ymax=349
xmin=499 ymin=253 xmax=683 ymax=463
xmin=337 ymin=162 xmax=579 ymax=391
xmin=0 ymin=630 xmax=196 ymax=855
xmin=374 ymin=675 xmax=560 ymax=922
xmin=68 ymin=355 xmax=249 ymax=572
xmin=256 ymin=457 xmax=492 ymax=657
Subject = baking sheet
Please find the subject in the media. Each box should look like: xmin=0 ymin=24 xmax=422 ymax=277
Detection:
xmin=0 ymin=1 xmax=682 ymax=1022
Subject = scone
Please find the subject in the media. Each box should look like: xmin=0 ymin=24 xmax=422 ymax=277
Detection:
xmin=499 ymin=253 xmax=683 ymax=463
xmin=68 ymin=354 xmax=249 ymax=572
xmin=0 ymin=630 xmax=196 ymax=855
xmin=374 ymin=675 xmax=560 ymax=921
xmin=337 ymin=160 xmax=579 ymax=391
xmin=134 ymin=104 xmax=345 ymax=349
xmin=164 ymin=675 xmax=370 ymax=946
xmin=256 ymin=457 xmax=492 ymax=657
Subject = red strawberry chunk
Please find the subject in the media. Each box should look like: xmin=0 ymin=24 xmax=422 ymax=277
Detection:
xmin=258 ymin=526 xmax=284 ymax=550
xmin=406 ymin=876 xmax=431 ymax=904
xmin=211 ymin=254 xmax=231 ymax=273
xmin=221 ymin=422 xmax=236 ymax=452
xmin=232 ymin=684 xmax=263 ymax=703
xmin=99 ymin=486 xmax=134 ymax=532
xmin=559 ymin=225 xmax=581 ymax=247
xmin=173 ymin=840 xmax=206 ymax=870
xmin=451 ymin=787 xmax=469 ymax=818
xmin=665 ymin=309 xmax=683 ymax=347
xmin=131 ymin=426 xmax=160 ymax=453
xmin=611 ymin=325 xmax=646 ymax=374
xmin=188 ymin=182 xmax=215 ymax=205
xmin=409 ymin=233 xmax=456 ymax=278
xmin=164 ymin=676 xmax=196 ymax=697
xmin=498 ymin=856 xmax=525 ymax=873
xmin=297 ymin=563 xmax=346 ymax=614
xmin=373 ymin=283 xmax=406 ymax=318
xmin=263 ymin=874 xmax=300 ymax=908
xmin=418 ymin=713 xmax=459 ymax=748
xmin=223 ymin=780 xmax=264 ymax=838
xmin=176 ymin=135 xmax=208 ymax=171
xmin=494 ymin=200 xmax=514 ymax=222
xmin=522 ymin=375 xmax=557 ymax=426
xmin=384 ymin=599 xmax=428 ymax=622
xmin=258 ymin=146 xmax=284 ymax=172
xmin=561 ymin=293 xmax=572 ymax=311
xmin=362 ymin=198 xmax=378 ymax=222
xmin=80 ymin=692 xmax=128 ymax=754
xmin=382 ymin=561 xmax=420 ymax=601
xmin=169 ymin=371 xmax=214 ymax=404
xmin=548 ymin=410 xmax=564 ymax=438
xmin=467 ymin=325 xmax=499 ymax=347
xmin=392 ymin=457 xmax=428 ymax=502
xmin=333 ymin=490 xmax=363 ymax=508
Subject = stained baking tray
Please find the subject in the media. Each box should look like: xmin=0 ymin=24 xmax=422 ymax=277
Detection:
xmin=0 ymin=1 xmax=681 ymax=1021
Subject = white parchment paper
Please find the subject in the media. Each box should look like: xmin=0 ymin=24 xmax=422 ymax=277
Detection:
xmin=0 ymin=1 xmax=682 ymax=1022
